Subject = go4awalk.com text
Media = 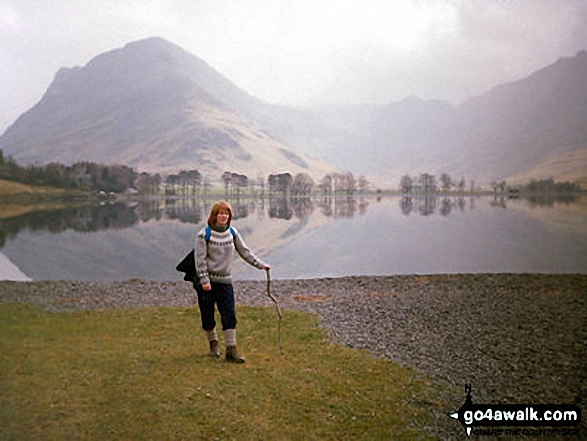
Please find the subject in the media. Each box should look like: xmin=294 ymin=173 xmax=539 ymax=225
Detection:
xmin=449 ymin=385 xmax=581 ymax=437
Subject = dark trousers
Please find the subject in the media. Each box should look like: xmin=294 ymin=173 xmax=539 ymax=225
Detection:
xmin=195 ymin=282 xmax=237 ymax=331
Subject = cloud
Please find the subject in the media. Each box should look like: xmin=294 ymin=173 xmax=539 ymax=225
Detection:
xmin=1 ymin=0 xmax=586 ymax=132
xmin=0 ymin=4 xmax=23 ymax=33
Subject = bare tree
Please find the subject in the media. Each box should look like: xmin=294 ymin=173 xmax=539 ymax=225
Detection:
xmin=292 ymin=173 xmax=314 ymax=195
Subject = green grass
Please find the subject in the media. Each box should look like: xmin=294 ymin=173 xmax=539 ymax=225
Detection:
xmin=0 ymin=304 xmax=444 ymax=440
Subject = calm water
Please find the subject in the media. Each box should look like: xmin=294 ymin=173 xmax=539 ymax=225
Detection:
xmin=1 ymin=195 xmax=586 ymax=281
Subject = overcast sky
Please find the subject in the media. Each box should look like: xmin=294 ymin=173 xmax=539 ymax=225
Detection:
xmin=1 ymin=0 xmax=586 ymax=133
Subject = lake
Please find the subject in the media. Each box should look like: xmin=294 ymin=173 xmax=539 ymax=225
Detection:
xmin=1 ymin=194 xmax=586 ymax=281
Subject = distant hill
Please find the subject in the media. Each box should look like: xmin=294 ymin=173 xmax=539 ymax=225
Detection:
xmin=258 ymin=51 xmax=587 ymax=187
xmin=1 ymin=38 xmax=586 ymax=188
xmin=0 ymin=37 xmax=338 ymax=181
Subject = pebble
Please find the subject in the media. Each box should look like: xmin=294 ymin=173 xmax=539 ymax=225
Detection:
xmin=1 ymin=273 xmax=585 ymax=439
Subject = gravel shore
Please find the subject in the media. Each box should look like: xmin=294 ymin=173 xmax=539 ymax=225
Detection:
xmin=1 ymin=274 xmax=585 ymax=439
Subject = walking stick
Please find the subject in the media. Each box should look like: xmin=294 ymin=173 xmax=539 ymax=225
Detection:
xmin=265 ymin=269 xmax=283 ymax=353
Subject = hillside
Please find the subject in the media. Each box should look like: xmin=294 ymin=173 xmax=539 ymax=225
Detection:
xmin=258 ymin=51 xmax=587 ymax=186
xmin=1 ymin=38 xmax=585 ymax=188
xmin=0 ymin=38 xmax=338 ymax=181
xmin=506 ymin=148 xmax=587 ymax=189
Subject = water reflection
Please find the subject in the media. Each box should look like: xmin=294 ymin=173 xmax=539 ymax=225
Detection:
xmin=400 ymin=196 xmax=474 ymax=216
xmin=1 ymin=194 xmax=584 ymax=250
xmin=1 ymin=194 xmax=586 ymax=281
xmin=0 ymin=203 xmax=141 ymax=249
xmin=525 ymin=193 xmax=581 ymax=207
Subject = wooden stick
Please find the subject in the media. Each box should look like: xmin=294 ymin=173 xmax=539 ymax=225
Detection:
xmin=265 ymin=269 xmax=283 ymax=353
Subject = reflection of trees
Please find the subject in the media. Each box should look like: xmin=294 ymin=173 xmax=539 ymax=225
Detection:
xmin=231 ymin=199 xmax=249 ymax=220
xmin=399 ymin=196 xmax=439 ymax=216
xmin=267 ymin=196 xmax=370 ymax=220
xmin=400 ymin=195 xmax=480 ymax=216
xmin=418 ymin=196 xmax=437 ymax=216
xmin=526 ymin=193 xmax=580 ymax=207
xmin=400 ymin=197 xmax=414 ymax=216
xmin=292 ymin=197 xmax=314 ymax=219
xmin=490 ymin=196 xmax=507 ymax=209
xmin=268 ymin=197 xmax=294 ymax=220
xmin=439 ymin=198 xmax=453 ymax=217
xmin=9 ymin=193 xmax=576 ymax=252
xmin=316 ymin=196 xmax=368 ymax=218
xmin=0 ymin=203 xmax=141 ymax=245
xmin=163 ymin=199 xmax=205 ymax=224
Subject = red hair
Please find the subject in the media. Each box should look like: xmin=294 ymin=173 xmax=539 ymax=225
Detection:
xmin=207 ymin=200 xmax=233 ymax=226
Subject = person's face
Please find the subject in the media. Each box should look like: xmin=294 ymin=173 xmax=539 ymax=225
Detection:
xmin=216 ymin=209 xmax=230 ymax=226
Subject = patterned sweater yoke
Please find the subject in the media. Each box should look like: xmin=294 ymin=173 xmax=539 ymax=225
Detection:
xmin=194 ymin=225 xmax=267 ymax=285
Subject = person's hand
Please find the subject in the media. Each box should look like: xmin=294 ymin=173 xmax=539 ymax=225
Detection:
xmin=202 ymin=282 xmax=212 ymax=291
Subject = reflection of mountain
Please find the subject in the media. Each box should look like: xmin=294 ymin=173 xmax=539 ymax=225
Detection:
xmin=2 ymin=195 xmax=585 ymax=281
xmin=1 ymin=197 xmax=373 ymax=281
xmin=497 ymin=196 xmax=587 ymax=238
xmin=0 ymin=252 xmax=31 ymax=281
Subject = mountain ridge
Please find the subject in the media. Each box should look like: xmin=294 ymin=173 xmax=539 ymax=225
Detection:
xmin=0 ymin=37 xmax=339 ymax=181
xmin=1 ymin=38 xmax=586 ymax=188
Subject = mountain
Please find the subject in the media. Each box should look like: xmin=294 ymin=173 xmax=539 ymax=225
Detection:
xmin=448 ymin=50 xmax=587 ymax=182
xmin=0 ymin=37 xmax=339 ymax=180
xmin=2 ymin=38 xmax=586 ymax=188
xmin=257 ymin=51 xmax=587 ymax=187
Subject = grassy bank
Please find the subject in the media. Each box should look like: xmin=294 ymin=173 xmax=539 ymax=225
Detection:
xmin=0 ymin=179 xmax=90 ymax=220
xmin=0 ymin=303 xmax=443 ymax=440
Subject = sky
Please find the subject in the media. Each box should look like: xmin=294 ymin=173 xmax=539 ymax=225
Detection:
xmin=1 ymin=0 xmax=586 ymax=133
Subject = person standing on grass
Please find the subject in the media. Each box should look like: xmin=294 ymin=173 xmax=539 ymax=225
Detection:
xmin=194 ymin=200 xmax=270 ymax=363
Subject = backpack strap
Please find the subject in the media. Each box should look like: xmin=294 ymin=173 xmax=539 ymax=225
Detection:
xmin=205 ymin=225 xmax=236 ymax=243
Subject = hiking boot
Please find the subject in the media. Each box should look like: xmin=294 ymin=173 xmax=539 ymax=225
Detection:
xmin=209 ymin=339 xmax=220 ymax=358
xmin=226 ymin=345 xmax=245 ymax=363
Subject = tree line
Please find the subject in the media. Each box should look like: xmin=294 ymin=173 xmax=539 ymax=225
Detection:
xmin=0 ymin=150 xmax=138 ymax=193
xmin=400 ymin=173 xmax=473 ymax=194
xmin=0 ymin=149 xmax=369 ymax=196
xmin=522 ymin=178 xmax=581 ymax=193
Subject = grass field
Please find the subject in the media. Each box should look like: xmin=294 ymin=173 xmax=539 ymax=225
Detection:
xmin=0 ymin=304 xmax=445 ymax=440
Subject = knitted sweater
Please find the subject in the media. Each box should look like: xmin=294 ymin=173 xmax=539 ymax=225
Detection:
xmin=194 ymin=225 xmax=267 ymax=285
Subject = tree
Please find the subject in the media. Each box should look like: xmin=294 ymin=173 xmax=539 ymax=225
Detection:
xmin=319 ymin=174 xmax=333 ymax=195
xmin=419 ymin=173 xmax=436 ymax=193
xmin=400 ymin=175 xmax=413 ymax=194
xmin=256 ymin=172 xmax=266 ymax=195
xmin=292 ymin=173 xmax=314 ymax=195
xmin=222 ymin=171 xmax=232 ymax=194
xmin=358 ymin=175 xmax=369 ymax=192
xmin=439 ymin=173 xmax=453 ymax=193
xmin=231 ymin=173 xmax=248 ymax=195
xmin=268 ymin=173 xmax=293 ymax=194
xmin=457 ymin=177 xmax=466 ymax=194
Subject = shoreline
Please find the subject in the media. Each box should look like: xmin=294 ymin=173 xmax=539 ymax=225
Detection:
xmin=1 ymin=273 xmax=585 ymax=436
